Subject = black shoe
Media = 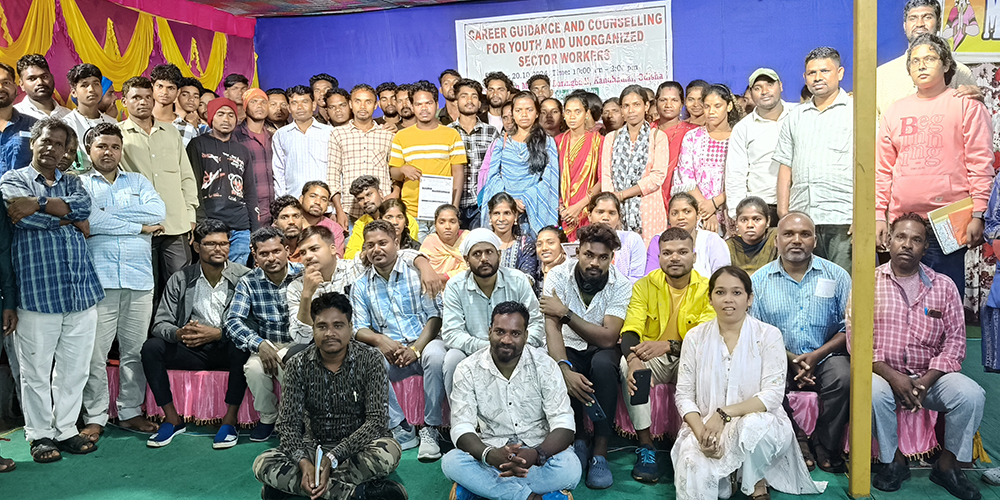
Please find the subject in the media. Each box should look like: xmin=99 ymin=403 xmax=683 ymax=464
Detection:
xmin=872 ymin=460 xmax=911 ymax=492
xmin=354 ymin=479 xmax=408 ymax=500
xmin=261 ymin=485 xmax=294 ymax=500
xmin=930 ymin=467 xmax=983 ymax=500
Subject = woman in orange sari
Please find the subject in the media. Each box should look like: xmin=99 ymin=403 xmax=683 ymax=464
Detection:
xmin=556 ymin=93 xmax=603 ymax=240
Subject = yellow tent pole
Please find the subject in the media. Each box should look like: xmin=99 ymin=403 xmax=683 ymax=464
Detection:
xmin=850 ymin=0 xmax=876 ymax=497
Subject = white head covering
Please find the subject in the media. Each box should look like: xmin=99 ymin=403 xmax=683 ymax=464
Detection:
xmin=460 ymin=228 xmax=503 ymax=256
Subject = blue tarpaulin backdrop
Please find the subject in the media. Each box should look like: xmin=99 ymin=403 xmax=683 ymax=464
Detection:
xmin=255 ymin=0 xmax=912 ymax=99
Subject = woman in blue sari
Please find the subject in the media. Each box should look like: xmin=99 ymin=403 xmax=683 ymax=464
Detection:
xmin=479 ymin=91 xmax=559 ymax=237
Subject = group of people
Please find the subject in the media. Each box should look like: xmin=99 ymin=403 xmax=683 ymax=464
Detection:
xmin=0 ymin=1 xmax=997 ymax=499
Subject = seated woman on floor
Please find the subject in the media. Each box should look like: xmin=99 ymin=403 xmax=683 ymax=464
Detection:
xmin=588 ymin=191 xmax=646 ymax=282
xmin=535 ymin=225 xmax=568 ymax=285
xmin=726 ymin=196 xmax=777 ymax=275
xmin=647 ymin=192 xmax=730 ymax=277
xmin=380 ymin=198 xmax=421 ymax=251
xmin=672 ymin=266 xmax=825 ymax=500
xmin=419 ymin=204 xmax=468 ymax=280
xmin=487 ymin=192 xmax=541 ymax=293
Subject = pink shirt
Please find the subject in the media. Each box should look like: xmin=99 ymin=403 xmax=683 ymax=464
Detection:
xmin=876 ymin=90 xmax=994 ymax=221
xmin=315 ymin=216 xmax=346 ymax=257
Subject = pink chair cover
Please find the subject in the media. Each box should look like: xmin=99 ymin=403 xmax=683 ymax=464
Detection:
xmin=106 ymin=366 xmax=275 ymax=426
xmin=787 ymin=390 xmax=940 ymax=457
xmin=612 ymin=384 xmax=683 ymax=438
xmin=390 ymin=375 xmax=450 ymax=426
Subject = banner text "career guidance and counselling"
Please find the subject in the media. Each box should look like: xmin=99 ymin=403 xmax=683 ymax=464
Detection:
xmin=468 ymin=13 xmax=665 ymax=41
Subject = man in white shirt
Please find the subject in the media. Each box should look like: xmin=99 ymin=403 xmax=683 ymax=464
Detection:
xmin=63 ymin=64 xmax=117 ymax=171
xmin=725 ymin=68 xmax=794 ymax=226
xmin=443 ymin=301 xmax=580 ymax=500
xmin=14 ymin=55 xmax=70 ymax=121
xmin=271 ymin=86 xmax=334 ymax=197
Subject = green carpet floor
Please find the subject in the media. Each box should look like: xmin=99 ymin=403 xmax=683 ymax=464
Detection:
xmin=1 ymin=340 xmax=998 ymax=500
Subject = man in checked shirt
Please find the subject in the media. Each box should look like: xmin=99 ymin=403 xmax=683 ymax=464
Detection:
xmin=853 ymin=213 xmax=985 ymax=500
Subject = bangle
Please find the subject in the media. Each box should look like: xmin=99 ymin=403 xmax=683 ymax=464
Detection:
xmin=410 ymin=345 xmax=421 ymax=359
xmin=711 ymin=198 xmax=719 ymax=211
xmin=481 ymin=446 xmax=495 ymax=465
xmin=557 ymin=359 xmax=574 ymax=370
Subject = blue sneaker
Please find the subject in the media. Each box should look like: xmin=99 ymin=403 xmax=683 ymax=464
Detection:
xmin=586 ymin=456 xmax=613 ymax=489
xmin=392 ymin=422 xmax=418 ymax=451
xmin=632 ymin=444 xmax=659 ymax=483
xmin=250 ymin=422 xmax=275 ymax=442
xmin=449 ymin=483 xmax=485 ymax=500
xmin=147 ymin=422 xmax=186 ymax=448
xmin=213 ymin=424 xmax=239 ymax=449
xmin=573 ymin=439 xmax=590 ymax=472
xmin=541 ymin=491 xmax=574 ymax=500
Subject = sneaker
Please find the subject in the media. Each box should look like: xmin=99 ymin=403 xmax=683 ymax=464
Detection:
xmin=573 ymin=439 xmax=590 ymax=472
xmin=213 ymin=424 xmax=239 ymax=449
xmin=353 ymin=479 xmax=408 ymax=500
xmin=250 ymin=422 xmax=275 ymax=442
xmin=983 ymin=468 xmax=1000 ymax=486
xmin=392 ymin=423 xmax=419 ymax=451
xmin=449 ymin=483 xmax=485 ymax=500
xmin=632 ymin=444 xmax=659 ymax=483
xmin=147 ymin=422 xmax=186 ymax=448
xmin=417 ymin=426 xmax=442 ymax=462
xmin=541 ymin=491 xmax=574 ymax=500
xmin=586 ymin=456 xmax=614 ymax=489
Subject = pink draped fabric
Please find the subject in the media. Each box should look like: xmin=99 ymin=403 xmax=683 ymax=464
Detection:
xmin=613 ymin=383 xmax=683 ymax=438
xmin=103 ymin=0 xmax=255 ymax=38
xmin=788 ymin=391 xmax=940 ymax=457
xmin=106 ymin=366 xmax=275 ymax=426
xmin=391 ymin=375 xmax=450 ymax=426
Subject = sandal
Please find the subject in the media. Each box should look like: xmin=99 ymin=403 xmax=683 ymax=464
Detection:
xmin=56 ymin=434 xmax=98 ymax=455
xmin=797 ymin=433 xmax=816 ymax=471
xmin=812 ymin=439 xmax=846 ymax=473
xmin=30 ymin=438 xmax=62 ymax=463
xmin=0 ymin=456 xmax=15 ymax=473
xmin=750 ymin=491 xmax=771 ymax=500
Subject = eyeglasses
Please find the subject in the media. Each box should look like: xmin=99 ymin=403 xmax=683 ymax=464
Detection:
xmin=908 ymin=55 xmax=941 ymax=68
xmin=199 ymin=241 xmax=231 ymax=249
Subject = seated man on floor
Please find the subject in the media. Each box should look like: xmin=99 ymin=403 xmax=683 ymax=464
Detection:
xmin=619 ymin=227 xmax=715 ymax=483
xmin=351 ymin=220 xmax=449 ymax=462
xmin=253 ymin=291 xmax=406 ymax=500
xmin=864 ymin=214 xmax=985 ymax=500
xmin=143 ymin=219 xmax=252 ymax=448
xmin=225 ymin=226 xmax=304 ymax=442
xmin=441 ymin=228 xmax=545 ymax=399
xmin=443 ymin=301 xmax=581 ymax=500
xmin=344 ymin=175 xmax=418 ymax=260
xmin=749 ymin=212 xmax=851 ymax=472
xmin=541 ymin=224 xmax=631 ymax=489
xmin=287 ymin=224 xmax=440 ymax=451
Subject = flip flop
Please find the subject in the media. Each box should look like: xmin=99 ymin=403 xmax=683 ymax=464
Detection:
xmin=57 ymin=434 xmax=98 ymax=455
xmin=813 ymin=439 xmax=847 ymax=473
xmin=30 ymin=438 xmax=62 ymax=464
xmin=797 ymin=434 xmax=816 ymax=471
xmin=0 ymin=456 xmax=15 ymax=473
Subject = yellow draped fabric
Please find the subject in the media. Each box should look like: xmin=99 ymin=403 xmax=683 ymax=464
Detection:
xmin=155 ymin=17 xmax=227 ymax=92
xmin=0 ymin=0 xmax=56 ymax=67
xmin=60 ymin=0 xmax=154 ymax=89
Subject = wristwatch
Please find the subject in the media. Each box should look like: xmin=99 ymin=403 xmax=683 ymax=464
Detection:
xmin=716 ymin=407 xmax=732 ymax=424
xmin=534 ymin=446 xmax=549 ymax=466
xmin=559 ymin=311 xmax=573 ymax=325
xmin=37 ymin=196 xmax=47 ymax=212
xmin=325 ymin=451 xmax=339 ymax=470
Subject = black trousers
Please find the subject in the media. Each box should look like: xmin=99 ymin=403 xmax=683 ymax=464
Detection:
xmin=783 ymin=354 xmax=851 ymax=451
xmin=141 ymin=337 xmax=251 ymax=408
xmin=152 ymin=234 xmax=192 ymax=310
xmin=566 ymin=345 xmax=621 ymax=438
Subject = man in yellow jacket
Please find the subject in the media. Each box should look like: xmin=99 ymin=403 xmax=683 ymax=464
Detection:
xmin=619 ymin=227 xmax=716 ymax=483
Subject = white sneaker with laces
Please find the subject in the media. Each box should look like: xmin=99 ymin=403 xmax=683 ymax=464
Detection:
xmin=417 ymin=426 xmax=442 ymax=462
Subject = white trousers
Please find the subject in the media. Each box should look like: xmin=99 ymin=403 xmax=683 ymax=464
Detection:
xmin=16 ymin=307 xmax=97 ymax=442
xmin=244 ymin=344 xmax=288 ymax=425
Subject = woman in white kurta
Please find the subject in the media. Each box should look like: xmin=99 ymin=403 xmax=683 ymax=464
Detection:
xmin=672 ymin=266 xmax=826 ymax=500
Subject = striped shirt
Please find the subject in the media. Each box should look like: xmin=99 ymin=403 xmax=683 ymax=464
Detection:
xmin=327 ymin=120 xmax=394 ymax=218
xmin=351 ymin=255 xmax=443 ymax=343
xmin=225 ymin=263 xmax=304 ymax=352
xmin=749 ymin=256 xmax=851 ymax=357
xmin=389 ymin=124 xmax=467 ymax=219
xmin=272 ymin=119 xmax=334 ymax=197
xmin=542 ymin=258 xmax=632 ymax=352
xmin=0 ymin=165 xmax=104 ymax=313
xmin=447 ymin=120 xmax=499 ymax=208
xmin=277 ymin=343 xmax=390 ymax=465
xmin=80 ymin=169 xmax=166 ymax=291
xmin=772 ymin=89 xmax=854 ymax=225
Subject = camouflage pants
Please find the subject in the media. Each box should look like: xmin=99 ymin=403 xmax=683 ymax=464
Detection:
xmin=253 ymin=437 xmax=402 ymax=499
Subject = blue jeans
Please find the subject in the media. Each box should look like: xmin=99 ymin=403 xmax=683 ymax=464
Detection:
xmin=382 ymin=357 xmax=405 ymax=429
xmin=442 ymin=447 xmax=581 ymax=500
xmin=229 ymin=229 xmax=251 ymax=266
xmin=921 ymin=230 xmax=967 ymax=301
xmin=872 ymin=372 xmax=984 ymax=463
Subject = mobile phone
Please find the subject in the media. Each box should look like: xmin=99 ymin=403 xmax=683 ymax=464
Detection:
xmin=631 ymin=369 xmax=652 ymax=405
xmin=584 ymin=399 xmax=607 ymax=422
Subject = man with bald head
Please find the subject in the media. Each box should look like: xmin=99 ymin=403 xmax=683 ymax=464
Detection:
xmin=749 ymin=212 xmax=851 ymax=473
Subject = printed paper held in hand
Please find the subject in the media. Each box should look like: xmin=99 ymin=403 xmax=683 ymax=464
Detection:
xmin=417 ymin=174 xmax=453 ymax=221
xmin=927 ymin=197 xmax=973 ymax=255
